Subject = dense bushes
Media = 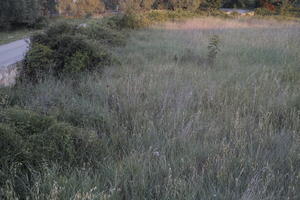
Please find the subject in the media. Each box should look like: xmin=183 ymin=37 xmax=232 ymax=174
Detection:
xmin=21 ymin=22 xmax=116 ymax=82
xmin=80 ymin=21 xmax=126 ymax=46
xmin=0 ymin=107 xmax=102 ymax=198
xmin=201 ymin=0 xmax=223 ymax=11
xmin=102 ymin=0 xmax=204 ymax=11
xmin=104 ymin=9 xmax=200 ymax=30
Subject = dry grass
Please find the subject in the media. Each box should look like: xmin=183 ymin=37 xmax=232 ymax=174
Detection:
xmin=160 ymin=17 xmax=299 ymax=30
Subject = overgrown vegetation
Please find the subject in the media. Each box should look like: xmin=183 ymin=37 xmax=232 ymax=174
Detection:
xmin=0 ymin=107 xmax=102 ymax=198
xmin=207 ymin=34 xmax=221 ymax=66
xmin=20 ymin=21 xmax=125 ymax=82
xmin=58 ymin=0 xmax=105 ymax=17
xmin=1 ymin=16 xmax=300 ymax=199
xmin=1 ymin=0 xmax=300 ymax=32
xmin=1 ymin=0 xmax=300 ymax=199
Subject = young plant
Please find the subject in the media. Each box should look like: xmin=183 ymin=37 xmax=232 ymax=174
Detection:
xmin=207 ymin=34 xmax=221 ymax=67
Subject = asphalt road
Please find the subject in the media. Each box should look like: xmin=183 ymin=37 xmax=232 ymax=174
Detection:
xmin=0 ymin=39 xmax=29 ymax=68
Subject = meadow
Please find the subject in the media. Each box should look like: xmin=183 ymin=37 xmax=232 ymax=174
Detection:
xmin=1 ymin=16 xmax=300 ymax=199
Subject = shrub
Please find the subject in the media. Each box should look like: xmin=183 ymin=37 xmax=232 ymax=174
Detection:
xmin=0 ymin=107 xmax=103 ymax=166
xmin=80 ymin=22 xmax=126 ymax=46
xmin=207 ymin=35 xmax=221 ymax=66
xmin=120 ymin=0 xmax=157 ymax=10
xmin=153 ymin=0 xmax=202 ymax=10
xmin=255 ymin=7 xmax=276 ymax=15
xmin=21 ymin=22 xmax=113 ymax=82
xmin=119 ymin=11 xmax=151 ymax=29
xmin=0 ymin=108 xmax=55 ymax=137
xmin=21 ymin=43 xmax=54 ymax=82
xmin=0 ymin=107 xmax=104 ymax=198
xmin=200 ymin=0 xmax=222 ymax=12
xmin=0 ymin=123 xmax=24 ymax=163
xmin=28 ymin=122 xmax=76 ymax=165
xmin=171 ymin=0 xmax=202 ymax=11
xmin=279 ymin=0 xmax=296 ymax=15
xmin=64 ymin=51 xmax=90 ymax=74
xmin=102 ymin=15 xmax=125 ymax=29
xmin=0 ymin=88 xmax=10 ymax=108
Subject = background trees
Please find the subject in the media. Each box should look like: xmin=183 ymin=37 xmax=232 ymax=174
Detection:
xmin=58 ymin=0 xmax=105 ymax=17
xmin=0 ymin=0 xmax=56 ymax=29
xmin=0 ymin=0 xmax=298 ymax=29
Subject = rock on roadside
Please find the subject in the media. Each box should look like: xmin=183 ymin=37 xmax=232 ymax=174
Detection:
xmin=0 ymin=63 xmax=19 ymax=87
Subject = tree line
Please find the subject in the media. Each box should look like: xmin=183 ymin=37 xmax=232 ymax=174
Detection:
xmin=0 ymin=0 xmax=57 ymax=29
xmin=0 ymin=0 xmax=297 ymax=29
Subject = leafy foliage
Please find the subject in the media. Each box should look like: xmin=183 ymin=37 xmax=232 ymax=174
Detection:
xmin=80 ymin=22 xmax=126 ymax=46
xmin=0 ymin=107 xmax=102 ymax=198
xmin=58 ymin=0 xmax=106 ymax=17
xmin=0 ymin=0 xmax=55 ymax=29
xmin=207 ymin=35 xmax=221 ymax=66
xmin=21 ymin=22 xmax=113 ymax=82
xmin=201 ymin=0 xmax=223 ymax=11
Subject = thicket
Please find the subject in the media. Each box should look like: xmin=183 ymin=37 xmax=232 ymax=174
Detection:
xmin=20 ymin=21 xmax=126 ymax=82
xmin=1 ymin=0 xmax=298 ymax=30
xmin=0 ymin=107 xmax=103 ymax=198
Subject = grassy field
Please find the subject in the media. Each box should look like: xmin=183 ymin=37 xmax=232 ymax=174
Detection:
xmin=0 ymin=29 xmax=35 ymax=45
xmin=2 ymin=17 xmax=300 ymax=199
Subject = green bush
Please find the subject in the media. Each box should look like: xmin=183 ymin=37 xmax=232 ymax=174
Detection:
xmin=80 ymin=22 xmax=126 ymax=46
xmin=153 ymin=0 xmax=202 ymax=10
xmin=107 ymin=9 xmax=198 ymax=30
xmin=0 ymin=108 xmax=55 ymax=137
xmin=200 ymin=0 xmax=222 ymax=12
xmin=21 ymin=43 xmax=54 ymax=82
xmin=28 ymin=122 xmax=76 ymax=165
xmin=0 ymin=107 xmax=103 ymax=166
xmin=64 ymin=51 xmax=90 ymax=74
xmin=0 ymin=88 xmax=10 ymax=108
xmin=0 ymin=107 xmax=104 ymax=198
xmin=103 ymin=13 xmax=149 ymax=30
xmin=118 ymin=11 xmax=151 ymax=29
xmin=21 ymin=22 xmax=113 ymax=82
xmin=0 ymin=123 xmax=24 ymax=163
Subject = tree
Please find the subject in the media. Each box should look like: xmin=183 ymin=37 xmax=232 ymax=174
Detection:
xmin=40 ymin=0 xmax=58 ymax=16
xmin=0 ymin=0 xmax=58 ymax=28
xmin=152 ymin=0 xmax=202 ymax=10
xmin=200 ymin=0 xmax=222 ymax=10
xmin=58 ymin=0 xmax=105 ymax=17
xmin=103 ymin=0 xmax=119 ymax=9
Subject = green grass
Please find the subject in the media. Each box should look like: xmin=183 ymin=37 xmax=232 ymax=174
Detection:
xmin=1 ymin=17 xmax=300 ymax=199
xmin=0 ymin=29 xmax=35 ymax=45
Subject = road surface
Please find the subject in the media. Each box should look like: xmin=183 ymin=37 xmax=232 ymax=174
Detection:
xmin=0 ymin=39 xmax=29 ymax=68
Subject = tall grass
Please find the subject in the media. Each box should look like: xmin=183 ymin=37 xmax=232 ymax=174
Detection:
xmin=2 ymin=17 xmax=300 ymax=199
